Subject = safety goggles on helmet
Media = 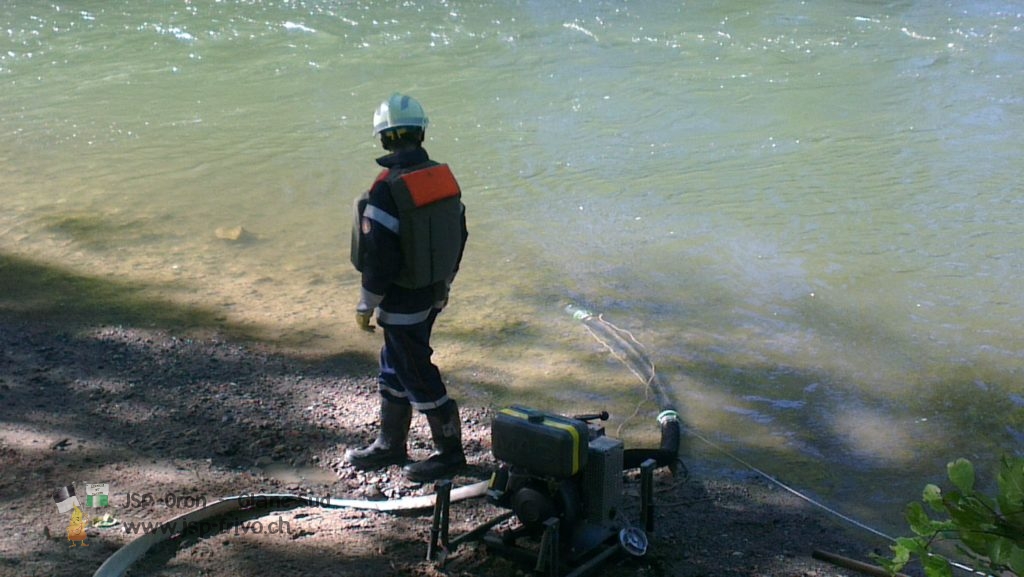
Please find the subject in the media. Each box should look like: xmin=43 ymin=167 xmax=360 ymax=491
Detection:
xmin=379 ymin=126 xmax=425 ymax=151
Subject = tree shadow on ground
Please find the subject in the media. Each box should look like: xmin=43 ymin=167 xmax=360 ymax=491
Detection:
xmin=0 ymin=249 xmax=376 ymax=463
xmin=0 ymin=252 xmax=241 ymax=335
xmin=0 ymin=249 xmax=925 ymax=577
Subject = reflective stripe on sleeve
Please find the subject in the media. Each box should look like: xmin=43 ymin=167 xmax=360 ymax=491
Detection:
xmin=364 ymin=205 xmax=399 ymax=234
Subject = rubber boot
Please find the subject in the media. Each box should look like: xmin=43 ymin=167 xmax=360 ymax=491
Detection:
xmin=344 ymin=397 xmax=412 ymax=470
xmin=404 ymin=400 xmax=466 ymax=482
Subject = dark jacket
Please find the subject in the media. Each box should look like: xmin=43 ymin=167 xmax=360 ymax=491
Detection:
xmin=356 ymin=147 xmax=468 ymax=322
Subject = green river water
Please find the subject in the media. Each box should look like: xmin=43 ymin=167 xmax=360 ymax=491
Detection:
xmin=2 ymin=0 xmax=1022 ymax=538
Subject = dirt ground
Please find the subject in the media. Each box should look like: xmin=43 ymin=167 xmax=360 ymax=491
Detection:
xmin=0 ymin=318 xmax=913 ymax=577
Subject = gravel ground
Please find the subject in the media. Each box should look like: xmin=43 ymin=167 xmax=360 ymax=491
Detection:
xmin=0 ymin=319 xmax=910 ymax=577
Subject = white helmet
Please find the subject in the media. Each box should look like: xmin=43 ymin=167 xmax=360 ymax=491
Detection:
xmin=372 ymin=93 xmax=429 ymax=136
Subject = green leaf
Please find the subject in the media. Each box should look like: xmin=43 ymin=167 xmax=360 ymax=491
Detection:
xmin=948 ymin=459 xmax=976 ymax=493
xmin=921 ymin=553 xmax=953 ymax=577
xmin=997 ymin=457 xmax=1024 ymax=522
xmin=1006 ymin=543 xmax=1024 ymax=575
xmin=895 ymin=536 xmax=927 ymax=556
xmin=907 ymin=502 xmax=934 ymax=536
xmin=975 ymin=490 xmax=999 ymax=515
xmin=958 ymin=528 xmax=992 ymax=556
xmin=889 ymin=545 xmax=910 ymax=566
xmin=874 ymin=546 xmax=909 ymax=573
xmin=906 ymin=504 xmax=956 ymax=537
xmin=989 ymin=536 xmax=1011 ymax=565
xmin=923 ymin=483 xmax=944 ymax=510
xmin=893 ymin=455 xmax=1024 ymax=577
xmin=948 ymin=496 xmax=994 ymax=528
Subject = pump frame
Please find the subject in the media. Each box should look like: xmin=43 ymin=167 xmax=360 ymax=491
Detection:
xmin=426 ymin=458 xmax=657 ymax=577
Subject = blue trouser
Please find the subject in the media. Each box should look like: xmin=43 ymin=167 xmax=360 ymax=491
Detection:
xmin=377 ymin=309 xmax=450 ymax=412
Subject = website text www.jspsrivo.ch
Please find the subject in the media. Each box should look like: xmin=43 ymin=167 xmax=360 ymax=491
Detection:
xmin=121 ymin=515 xmax=291 ymax=537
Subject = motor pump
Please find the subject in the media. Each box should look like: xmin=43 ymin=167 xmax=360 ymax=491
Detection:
xmin=427 ymin=404 xmax=678 ymax=576
xmin=486 ymin=406 xmax=640 ymax=559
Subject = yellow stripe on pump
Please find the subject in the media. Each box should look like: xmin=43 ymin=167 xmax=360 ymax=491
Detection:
xmin=499 ymin=406 xmax=584 ymax=476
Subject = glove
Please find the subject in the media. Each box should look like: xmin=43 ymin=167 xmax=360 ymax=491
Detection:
xmin=355 ymin=309 xmax=375 ymax=332
xmin=356 ymin=288 xmax=384 ymax=332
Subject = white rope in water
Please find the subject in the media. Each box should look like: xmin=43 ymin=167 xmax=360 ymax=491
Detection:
xmin=581 ymin=314 xmax=653 ymax=437
xmin=583 ymin=315 xmax=654 ymax=385
xmin=573 ymin=307 xmax=989 ymax=577
xmin=581 ymin=314 xmax=899 ymax=535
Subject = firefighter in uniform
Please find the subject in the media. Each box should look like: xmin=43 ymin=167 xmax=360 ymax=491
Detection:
xmin=346 ymin=93 xmax=469 ymax=482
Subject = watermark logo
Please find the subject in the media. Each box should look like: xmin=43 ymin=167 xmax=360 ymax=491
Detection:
xmin=50 ymin=484 xmax=320 ymax=543
xmin=122 ymin=491 xmax=207 ymax=509
xmin=122 ymin=515 xmax=293 ymax=537
xmin=66 ymin=504 xmax=89 ymax=547
xmin=85 ymin=483 xmax=109 ymax=508
xmin=52 ymin=485 xmax=90 ymax=547
xmin=52 ymin=485 xmax=80 ymax=514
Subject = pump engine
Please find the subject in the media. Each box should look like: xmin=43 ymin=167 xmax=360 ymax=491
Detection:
xmin=485 ymin=406 xmax=643 ymax=561
xmin=427 ymin=404 xmax=673 ymax=576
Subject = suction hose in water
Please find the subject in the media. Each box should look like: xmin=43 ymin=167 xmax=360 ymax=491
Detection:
xmin=565 ymin=304 xmax=682 ymax=472
xmin=622 ymin=410 xmax=682 ymax=471
xmin=567 ymin=305 xmax=988 ymax=577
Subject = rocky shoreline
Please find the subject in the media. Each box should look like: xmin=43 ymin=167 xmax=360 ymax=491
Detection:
xmin=0 ymin=320 xmax=909 ymax=577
